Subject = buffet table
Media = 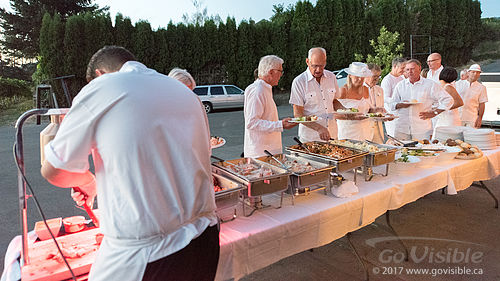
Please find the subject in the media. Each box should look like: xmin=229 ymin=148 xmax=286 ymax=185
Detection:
xmin=215 ymin=147 xmax=500 ymax=281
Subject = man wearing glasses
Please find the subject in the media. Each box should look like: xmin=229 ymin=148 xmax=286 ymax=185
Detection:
xmin=289 ymin=47 xmax=342 ymax=141
xmin=244 ymin=55 xmax=297 ymax=158
xmin=426 ymin=52 xmax=444 ymax=83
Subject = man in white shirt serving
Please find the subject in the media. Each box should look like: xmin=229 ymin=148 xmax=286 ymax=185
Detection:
xmin=456 ymin=63 xmax=488 ymax=128
xmin=41 ymin=46 xmax=219 ymax=281
xmin=381 ymin=57 xmax=406 ymax=137
xmin=289 ymin=47 xmax=341 ymax=141
xmin=244 ymin=55 xmax=297 ymax=158
xmin=391 ymin=59 xmax=453 ymax=140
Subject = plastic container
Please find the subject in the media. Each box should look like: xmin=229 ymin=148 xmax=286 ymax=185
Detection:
xmin=35 ymin=217 xmax=62 ymax=240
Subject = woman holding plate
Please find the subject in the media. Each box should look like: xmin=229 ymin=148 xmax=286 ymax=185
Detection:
xmin=335 ymin=62 xmax=373 ymax=141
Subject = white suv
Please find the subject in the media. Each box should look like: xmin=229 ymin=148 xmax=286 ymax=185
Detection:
xmin=193 ymin=85 xmax=245 ymax=113
xmin=481 ymin=72 xmax=500 ymax=127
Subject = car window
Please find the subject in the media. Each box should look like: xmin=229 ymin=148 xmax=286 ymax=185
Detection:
xmin=480 ymin=74 xmax=500 ymax=83
xmin=210 ymin=86 xmax=224 ymax=95
xmin=193 ymin=87 xmax=208 ymax=96
xmin=225 ymin=86 xmax=243 ymax=95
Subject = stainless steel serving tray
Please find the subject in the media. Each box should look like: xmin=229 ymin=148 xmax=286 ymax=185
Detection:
xmin=213 ymin=173 xmax=245 ymax=210
xmin=330 ymin=140 xmax=398 ymax=167
xmin=211 ymin=157 xmax=290 ymax=197
xmin=256 ymin=154 xmax=335 ymax=191
xmin=286 ymin=141 xmax=367 ymax=172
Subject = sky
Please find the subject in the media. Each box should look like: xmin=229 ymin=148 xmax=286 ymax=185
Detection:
xmin=0 ymin=0 xmax=499 ymax=29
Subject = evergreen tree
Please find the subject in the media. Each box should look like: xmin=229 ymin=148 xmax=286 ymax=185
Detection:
xmin=114 ymin=13 xmax=135 ymax=51
xmin=63 ymin=13 xmax=86 ymax=91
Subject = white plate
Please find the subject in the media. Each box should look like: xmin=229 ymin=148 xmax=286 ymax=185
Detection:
xmin=368 ymin=115 xmax=399 ymax=121
xmin=401 ymin=101 xmax=422 ymax=105
xmin=335 ymin=111 xmax=363 ymax=114
xmin=395 ymin=155 xmax=421 ymax=164
xmin=290 ymin=119 xmax=318 ymax=123
xmin=211 ymin=137 xmax=226 ymax=149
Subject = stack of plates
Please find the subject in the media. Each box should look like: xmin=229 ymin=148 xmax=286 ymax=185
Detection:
xmin=433 ymin=126 xmax=470 ymax=142
xmin=464 ymin=129 xmax=497 ymax=150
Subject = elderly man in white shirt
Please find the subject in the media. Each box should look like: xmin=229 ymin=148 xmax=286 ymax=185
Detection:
xmin=426 ymin=52 xmax=443 ymax=83
xmin=381 ymin=57 xmax=406 ymax=137
xmin=289 ymin=47 xmax=341 ymax=141
xmin=391 ymin=59 xmax=453 ymax=140
xmin=41 ymin=46 xmax=219 ymax=281
xmin=456 ymin=64 xmax=488 ymax=128
xmin=244 ymin=55 xmax=297 ymax=158
xmin=365 ymin=63 xmax=385 ymax=143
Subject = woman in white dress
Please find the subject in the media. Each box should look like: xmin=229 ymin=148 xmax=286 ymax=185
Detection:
xmin=434 ymin=67 xmax=464 ymax=129
xmin=336 ymin=62 xmax=373 ymax=141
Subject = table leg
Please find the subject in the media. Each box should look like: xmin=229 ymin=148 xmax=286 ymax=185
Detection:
xmin=472 ymin=181 xmax=499 ymax=209
xmin=385 ymin=211 xmax=409 ymax=261
xmin=346 ymin=232 xmax=369 ymax=281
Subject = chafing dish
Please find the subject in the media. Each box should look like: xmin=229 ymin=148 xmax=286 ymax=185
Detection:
xmin=329 ymin=139 xmax=397 ymax=181
xmin=256 ymin=154 xmax=335 ymax=197
xmin=286 ymin=141 xmax=367 ymax=172
xmin=213 ymin=173 xmax=245 ymax=222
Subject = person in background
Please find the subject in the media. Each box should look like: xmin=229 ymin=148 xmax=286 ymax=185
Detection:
xmin=421 ymin=67 xmax=430 ymax=78
xmin=289 ymin=47 xmax=342 ymax=142
xmin=460 ymin=69 xmax=468 ymax=81
xmin=336 ymin=62 xmax=373 ymax=141
xmin=168 ymin=67 xmax=196 ymax=90
xmin=41 ymin=46 xmax=219 ymax=281
xmin=390 ymin=59 xmax=453 ymax=140
xmin=244 ymin=55 xmax=297 ymax=158
xmin=364 ymin=63 xmax=386 ymax=143
xmin=381 ymin=57 xmax=406 ymax=137
xmin=434 ymin=67 xmax=464 ymax=130
xmin=456 ymin=63 xmax=488 ymax=128
xmin=426 ymin=52 xmax=443 ymax=83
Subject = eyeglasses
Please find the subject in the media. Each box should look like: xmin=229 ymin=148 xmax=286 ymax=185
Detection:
xmin=310 ymin=64 xmax=326 ymax=69
xmin=426 ymin=59 xmax=439 ymax=63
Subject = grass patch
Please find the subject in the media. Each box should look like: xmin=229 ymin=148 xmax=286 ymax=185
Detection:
xmin=0 ymin=96 xmax=33 ymax=126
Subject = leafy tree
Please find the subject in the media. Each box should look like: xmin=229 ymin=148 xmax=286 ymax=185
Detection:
xmin=0 ymin=0 xmax=99 ymax=58
xmin=355 ymin=26 xmax=404 ymax=77
xmin=182 ymin=0 xmax=208 ymax=26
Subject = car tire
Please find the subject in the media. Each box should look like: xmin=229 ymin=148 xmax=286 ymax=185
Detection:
xmin=203 ymin=102 xmax=213 ymax=113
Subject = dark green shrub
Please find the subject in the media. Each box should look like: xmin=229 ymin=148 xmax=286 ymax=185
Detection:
xmin=0 ymin=77 xmax=32 ymax=98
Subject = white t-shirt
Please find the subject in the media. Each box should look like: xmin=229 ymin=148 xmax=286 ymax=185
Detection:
xmin=289 ymin=69 xmax=340 ymax=141
xmin=390 ymin=77 xmax=453 ymax=135
xmin=45 ymin=61 xmax=217 ymax=280
xmin=455 ymin=80 xmax=488 ymax=122
xmin=244 ymin=79 xmax=283 ymax=158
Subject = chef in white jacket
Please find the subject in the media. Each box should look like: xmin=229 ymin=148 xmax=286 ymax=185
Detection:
xmin=391 ymin=59 xmax=453 ymax=140
xmin=244 ymin=55 xmax=297 ymax=158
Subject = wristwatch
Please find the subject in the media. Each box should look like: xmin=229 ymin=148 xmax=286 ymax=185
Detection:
xmin=433 ymin=110 xmax=439 ymax=115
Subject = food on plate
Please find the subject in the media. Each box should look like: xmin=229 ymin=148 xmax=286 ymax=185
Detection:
xmin=292 ymin=115 xmax=318 ymax=122
xmin=210 ymin=136 xmax=225 ymax=148
xmin=295 ymin=142 xmax=355 ymax=159
xmin=421 ymin=139 xmax=430 ymax=144
xmin=330 ymin=139 xmax=390 ymax=153
xmin=224 ymin=161 xmax=276 ymax=180
xmin=432 ymin=139 xmax=440 ymax=144
xmin=396 ymin=154 xmax=410 ymax=162
xmin=460 ymin=142 xmax=471 ymax=149
xmin=337 ymin=108 xmax=359 ymax=113
xmin=367 ymin=112 xmax=384 ymax=117
xmin=411 ymin=99 xmax=418 ymax=103
xmin=445 ymin=139 xmax=458 ymax=146
xmin=401 ymin=148 xmax=437 ymax=157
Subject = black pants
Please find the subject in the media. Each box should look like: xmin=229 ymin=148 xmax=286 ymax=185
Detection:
xmin=142 ymin=224 xmax=220 ymax=281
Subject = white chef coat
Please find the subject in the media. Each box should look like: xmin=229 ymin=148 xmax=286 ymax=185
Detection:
xmin=381 ymin=73 xmax=404 ymax=136
xmin=390 ymin=77 xmax=453 ymax=136
xmin=44 ymin=61 xmax=218 ymax=281
xmin=244 ymin=79 xmax=283 ymax=158
xmin=289 ymin=69 xmax=340 ymax=141
xmin=455 ymin=80 xmax=488 ymax=123
xmin=366 ymin=83 xmax=385 ymax=142
xmin=426 ymin=65 xmax=443 ymax=83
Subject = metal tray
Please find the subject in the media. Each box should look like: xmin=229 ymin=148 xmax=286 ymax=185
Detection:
xmin=330 ymin=139 xmax=397 ymax=167
xmin=256 ymin=154 xmax=335 ymax=192
xmin=286 ymin=141 xmax=367 ymax=172
xmin=213 ymin=173 xmax=245 ymax=210
xmin=211 ymin=157 xmax=290 ymax=197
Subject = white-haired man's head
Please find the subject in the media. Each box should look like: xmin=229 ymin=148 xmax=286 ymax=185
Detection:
xmin=168 ymin=67 xmax=196 ymax=90
xmin=258 ymin=55 xmax=284 ymax=87
xmin=307 ymin=47 xmax=327 ymax=79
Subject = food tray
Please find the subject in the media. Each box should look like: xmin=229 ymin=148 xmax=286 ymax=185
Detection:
xmin=286 ymin=141 xmax=367 ymax=172
xmin=213 ymin=173 xmax=245 ymax=210
xmin=256 ymin=154 xmax=335 ymax=194
xmin=211 ymin=157 xmax=290 ymax=197
xmin=330 ymin=139 xmax=397 ymax=167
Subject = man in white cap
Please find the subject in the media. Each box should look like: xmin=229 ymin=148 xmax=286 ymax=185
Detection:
xmin=244 ymin=55 xmax=297 ymax=158
xmin=289 ymin=47 xmax=342 ymax=141
xmin=426 ymin=52 xmax=443 ymax=83
xmin=456 ymin=64 xmax=488 ymax=128
xmin=390 ymin=59 xmax=453 ymax=140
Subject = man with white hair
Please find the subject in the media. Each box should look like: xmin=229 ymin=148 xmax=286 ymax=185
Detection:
xmin=456 ymin=64 xmax=488 ymax=128
xmin=168 ymin=67 xmax=196 ymax=90
xmin=426 ymin=52 xmax=443 ymax=83
xmin=244 ymin=55 xmax=297 ymax=158
xmin=289 ymin=47 xmax=341 ymax=141
xmin=391 ymin=59 xmax=453 ymax=140
xmin=381 ymin=57 xmax=406 ymax=137
xmin=459 ymin=69 xmax=468 ymax=81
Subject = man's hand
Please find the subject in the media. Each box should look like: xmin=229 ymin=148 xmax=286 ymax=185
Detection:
xmin=317 ymin=125 xmax=330 ymax=141
xmin=419 ymin=110 xmax=437 ymax=120
xmin=395 ymin=103 xmax=411 ymax=109
xmin=71 ymin=177 xmax=97 ymax=207
xmin=474 ymin=118 xmax=482 ymax=128
xmin=282 ymin=118 xmax=298 ymax=129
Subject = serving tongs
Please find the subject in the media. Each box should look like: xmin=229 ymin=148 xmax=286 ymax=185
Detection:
xmin=293 ymin=137 xmax=312 ymax=153
xmin=264 ymin=150 xmax=289 ymax=170
xmin=386 ymin=135 xmax=418 ymax=147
